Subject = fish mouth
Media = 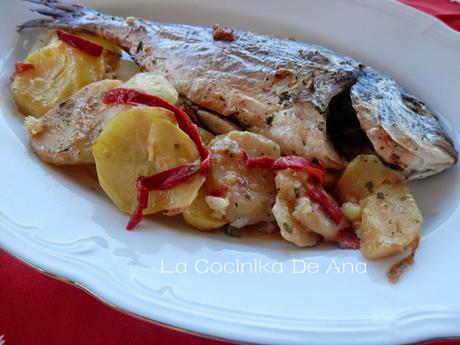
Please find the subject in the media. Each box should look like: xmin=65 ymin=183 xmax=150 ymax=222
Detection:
xmin=327 ymin=68 xmax=458 ymax=179
xmin=327 ymin=88 xmax=374 ymax=161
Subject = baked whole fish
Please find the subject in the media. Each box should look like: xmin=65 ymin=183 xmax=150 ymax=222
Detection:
xmin=19 ymin=0 xmax=457 ymax=179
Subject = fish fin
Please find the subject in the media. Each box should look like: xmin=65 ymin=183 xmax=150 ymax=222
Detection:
xmin=18 ymin=0 xmax=88 ymax=32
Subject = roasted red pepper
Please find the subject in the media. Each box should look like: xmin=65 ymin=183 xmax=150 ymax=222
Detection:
xmin=211 ymin=185 xmax=229 ymax=197
xmin=103 ymin=88 xmax=210 ymax=230
xmin=335 ymin=228 xmax=360 ymax=249
xmin=56 ymin=29 xmax=104 ymax=57
xmin=307 ymin=187 xmax=360 ymax=249
xmin=241 ymin=150 xmax=325 ymax=183
xmin=13 ymin=61 xmax=35 ymax=79
xmin=307 ymin=186 xmax=343 ymax=224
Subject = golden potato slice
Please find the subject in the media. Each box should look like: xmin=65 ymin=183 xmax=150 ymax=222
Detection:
xmin=29 ymin=30 xmax=56 ymax=53
xmin=357 ymin=183 xmax=422 ymax=259
xmin=75 ymin=32 xmax=121 ymax=55
xmin=337 ymin=154 xmax=402 ymax=203
xmin=197 ymin=127 xmax=215 ymax=145
xmin=12 ymin=41 xmax=106 ymax=117
xmin=116 ymin=60 xmax=141 ymax=82
xmin=208 ymin=131 xmax=280 ymax=228
xmin=182 ymin=185 xmax=228 ymax=231
xmin=123 ymin=72 xmax=179 ymax=104
xmin=29 ymin=30 xmax=121 ymax=56
xmin=93 ymin=107 xmax=204 ymax=215
xmin=25 ymin=79 xmax=123 ymax=165
xmin=273 ymin=195 xmax=322 ymax=247
xmin=273 ymin=170 xmax=322 ymax=247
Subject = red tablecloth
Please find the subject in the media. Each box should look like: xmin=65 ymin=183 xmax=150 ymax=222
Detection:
xmin=1 ymin=1 xmax=460 ymax=344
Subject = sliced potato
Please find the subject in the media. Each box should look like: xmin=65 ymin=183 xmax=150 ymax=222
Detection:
xmin=273 ymin=195 xmax=321 ymax=247
xmin=76 ymin=32 xmax=121 ymax=55
xmin=93 ymin=107 xmax=204 ymax=215
xmin=337 ymin=154 xmax=402 ymax=202
xmin=116 ymin=59 xmax=141 ymax=82
xmin=12 ymin=41 xmax=107 ymax=117
xmin=123 ymin=72 xmax=179 ymax=104
xmin=337 ymin=154 xmax=421 ymax=258
xmin=182 ymin=185 xmax=228 ymax=231
xmin=102 ymin=71 xmax=179 ymax=128
xmin=208 ymin=131 xmax=280 ymax=228
xmin=197 ymin=127 xmax=215 ymax=145
xmin=25 ymin=79 xmax=123 ymax=165
xmin=29 ymin=30 xmax=56 ymax=54
xmin=273 ymin=170 xmax=322 ymax=247
xmin=29 ymin=30 xmax=121 ymax=56
xmin=357 ymin=182 xmax=422 ymax=259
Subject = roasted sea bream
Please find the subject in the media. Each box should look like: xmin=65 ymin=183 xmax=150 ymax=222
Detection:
xmin=20 ymin=0 xmax=457 ymax=179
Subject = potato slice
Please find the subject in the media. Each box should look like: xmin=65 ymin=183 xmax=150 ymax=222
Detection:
xmin=76 ymin=32 xmax=121 ymax=55
xmin=30 ymin=30 xmax=121 ymax=56
xmin=25 ymin=79 xmax=123 ymax=165
xmin=12 ymin=41 xmax=107 ymax=117
xmin=208 ymin=131 xmax=280 ymax=228
xmin=116 ymin=60 xmax=141 ymax=82
xmin=273 ymin=170 xmax=322 ymax=247
xmin=337 ymin=154 xmax=402 ymax=202
xmin=197 ymin=127 xmax=215 ymax=145
xmin=182 ymin=185 xmax=228 ymax=231
xmin=123 ymin=72 xmax=179 ymax=104
xmin=93 ymin=107 xmax=204 ymax=215
xmin=273 ymin=195 xmax=322 ymax=247
xmin=357 ymin=183 xmax=422 ymax=259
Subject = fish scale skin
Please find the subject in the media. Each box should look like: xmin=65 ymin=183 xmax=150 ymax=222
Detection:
xmin=20 ymin=0 xmax=458 ymax=178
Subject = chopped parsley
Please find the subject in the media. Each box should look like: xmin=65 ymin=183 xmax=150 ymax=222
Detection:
xmin=365 ymin=181 xmax=374 ymax=193
xmin=376 ymin=192 xmax=385 ymax=200
xmin=400 ymin=196 xmax=408 ymax=201
xmin=282 ymin=222 xmax=293 ymax=233
xmin=265 ymin=116 xmax=274 ymax=126
xmin=294 ymin=187 xmax=301 ymax=198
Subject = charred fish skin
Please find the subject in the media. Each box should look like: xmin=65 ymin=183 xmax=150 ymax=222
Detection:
xmin=351 ymin=67 xmax=458 ymax=179
xmin=19 ymin=0 xmax=458 ymax=178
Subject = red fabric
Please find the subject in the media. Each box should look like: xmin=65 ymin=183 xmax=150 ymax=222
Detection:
xmin=1 ymin=1 xmax=460 ymax=344
xmin=399 ymin=0 xmax=460 ymax=31
xmin=0 ymin=250 xmax=232 ymax=345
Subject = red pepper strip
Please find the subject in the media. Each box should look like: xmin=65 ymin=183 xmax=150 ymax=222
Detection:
xmin=241 ymin=150 xmax=325 ymax=184
xmin=307 ymin=187 xmax=360 ymax=248
xmin=14 ymin=61 xmax=35 ymax=78
xmin=103 ymin=88 xmax=208 ymax=160
xmin=211 ymin=185 xmax=229 ymax=197
xmin=307 ymin=186 xmax=344 ymax=224
xmin=103 ymin=88 xmax=210 ymax=230
xmin=56 ymin=29 xmax=103 ymax=57
xmin=335 ymin=228 xmax=360 ymax=249
xmin=126 ymin=162 xmax=208 ymax=229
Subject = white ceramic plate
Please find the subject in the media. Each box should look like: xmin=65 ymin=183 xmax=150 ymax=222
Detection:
xmin=2 ymin=0 xmax=460 ymax=344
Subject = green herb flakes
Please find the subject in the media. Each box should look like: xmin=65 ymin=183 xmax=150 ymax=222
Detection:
xmin=282 ymin=222 xmax=293 ymax=233
xmin=365 ymin=181 xmax=374 ymax=193
xmin=265 ymin=116 xmax=274 ymax=126
xmin=294 ymin=187 xmax=301 ymax=198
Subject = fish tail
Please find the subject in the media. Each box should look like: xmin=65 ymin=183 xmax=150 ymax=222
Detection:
xmin=18 ymin=0 xmax=130 ymax=49
xmin=18 ymin=0 xmax=91 ymax=31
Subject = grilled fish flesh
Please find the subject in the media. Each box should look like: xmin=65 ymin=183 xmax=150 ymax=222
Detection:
xmin=18 ymin=0 xmax=457 ymax=178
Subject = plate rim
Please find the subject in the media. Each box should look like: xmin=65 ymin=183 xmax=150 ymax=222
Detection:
xmin=2 ymin=0 xmax=460 ymax=344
